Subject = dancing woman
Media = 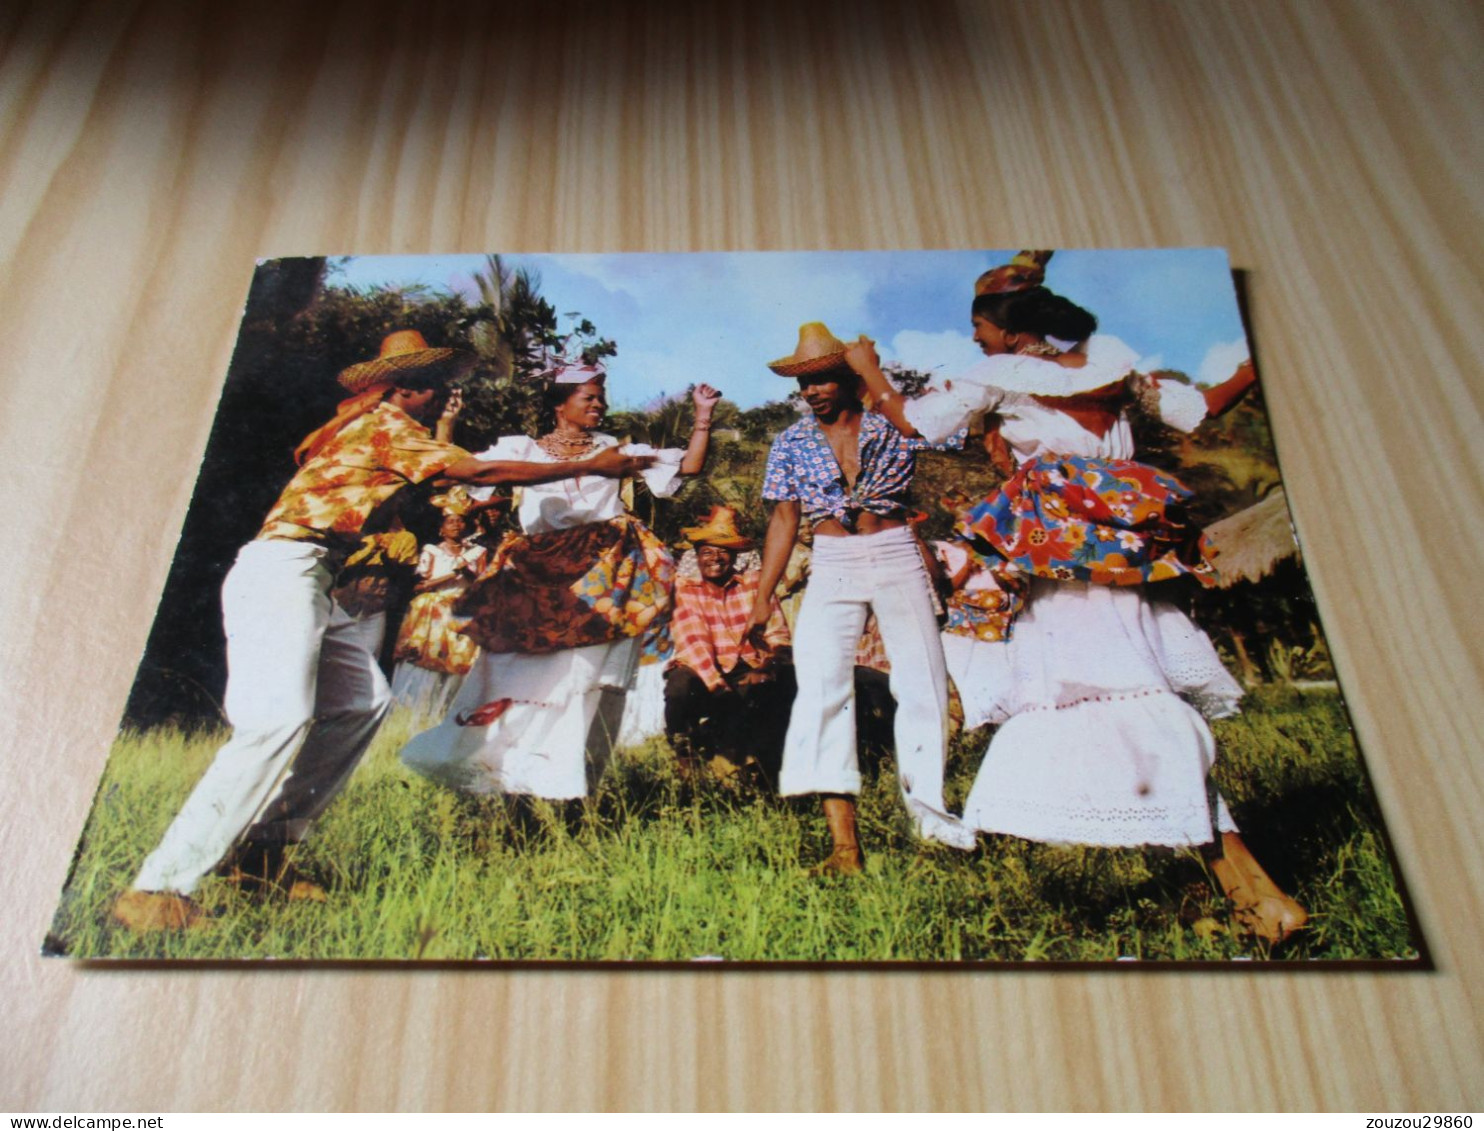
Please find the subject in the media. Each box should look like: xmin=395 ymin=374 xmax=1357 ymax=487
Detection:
xmin=400 ymin=364 xmax=720 ymax=799
xmin=847 ymin=253 xmax=1307 ymax=942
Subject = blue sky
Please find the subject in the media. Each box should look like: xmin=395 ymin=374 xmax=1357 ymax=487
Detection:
xmin=332 ymin=249 xmax=1250 ymax=410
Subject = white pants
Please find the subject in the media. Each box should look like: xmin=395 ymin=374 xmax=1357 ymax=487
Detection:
xmin=779 ymin=526 xmax=972 ymax=847
xmin=134 ymin=539 xmax=392 ymax=895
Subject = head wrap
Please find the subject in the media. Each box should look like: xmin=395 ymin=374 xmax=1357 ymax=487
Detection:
xmin=542 ymin=360 xmax=608 ymax=385
xmin=974 ymin=250 xmax=1054 ymax=297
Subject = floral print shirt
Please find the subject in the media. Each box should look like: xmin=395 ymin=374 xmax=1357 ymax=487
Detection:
xmin=259 ymin=402 xmax=469 ymax=552
xmin=762 ymin=410 xmax=962 ymax=529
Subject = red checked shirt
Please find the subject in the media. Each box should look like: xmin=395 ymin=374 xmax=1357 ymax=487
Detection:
xmin=667 ymin=570 xmax=791 ymax=693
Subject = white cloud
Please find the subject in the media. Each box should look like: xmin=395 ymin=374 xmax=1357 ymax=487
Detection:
xmin=885 ymin=329 xmax=981 ymax=377
xmin=548 ymin=254 xmax=647 ymax=300
xmin=1196 ymin=338 xmax=1250 ymax=387
xmin=562 ymin=253 xmax=883 ymax=408
xmin=1138 ymin=353 xmax=1164 ymax=373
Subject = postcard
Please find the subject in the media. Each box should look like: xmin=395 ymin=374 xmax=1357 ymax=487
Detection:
xmin=46 ymin=249 xmax=1421 ymax=963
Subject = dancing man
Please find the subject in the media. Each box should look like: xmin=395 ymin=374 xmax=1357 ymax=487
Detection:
xmin=745 ymin=323 xmax=976 ymax=875
xmin=113 ymin=330 xmax=653 ymax=931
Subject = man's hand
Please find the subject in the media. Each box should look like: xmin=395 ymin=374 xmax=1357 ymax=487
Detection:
xmin=742 ymin=603 xmax=775 ymax=651
xmin=585 ymin=446 xmax=657 ymax=478
xmin=440 ymin=388 xmax=465 ymax=422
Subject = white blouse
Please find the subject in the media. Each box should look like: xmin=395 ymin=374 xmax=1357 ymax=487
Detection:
xmin=902 ymin=334 xmax=1209 ymax=461
xmin=416 ymin=541 xmax=487 ymax=589
xmin=470 ymin=433 xmax=685 ymax=534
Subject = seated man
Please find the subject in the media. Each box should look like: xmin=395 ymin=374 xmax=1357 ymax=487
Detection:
xmin=664 ymin=506 xmax=793 ymax=781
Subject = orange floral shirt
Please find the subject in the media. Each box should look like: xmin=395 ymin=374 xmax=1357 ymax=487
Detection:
xmin=258 ymin=403 xmax=469 ymax=551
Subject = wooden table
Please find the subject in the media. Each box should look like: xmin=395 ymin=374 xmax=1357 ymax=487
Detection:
xmin=3 ymin=0 xmax=1480 ymax=1111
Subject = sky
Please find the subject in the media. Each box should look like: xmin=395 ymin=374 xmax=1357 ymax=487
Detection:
xmin=332 ymin=249 xmax=1251 ymax=410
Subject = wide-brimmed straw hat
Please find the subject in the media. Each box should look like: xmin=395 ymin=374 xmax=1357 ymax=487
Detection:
xmin=337 ymin=329 xmax=474 ymax=393
xmin=974 ymin=250 xmax=1053 ymax=297
xmin=681 ymin=505 xmax=754 ymax=550
xmin=767 ymin=322 xmax=853 ymax=378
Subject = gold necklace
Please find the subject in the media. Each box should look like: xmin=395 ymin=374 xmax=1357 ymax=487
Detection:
xmin=1016 ymin=340 xmax=1063 ymax=358
xmin=536 ymin=430 xmax=596 ymax=459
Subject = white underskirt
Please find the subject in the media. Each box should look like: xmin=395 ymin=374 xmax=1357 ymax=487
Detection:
xmin=960 ymin=580 xmax=1243 ymax=846
xmin=400 ymin=637 xmax=640 ymax=798
xmin=617 ymin=659 xmax=668 ymax=747
xmin=390 ymin=663 xmax=466 ymax=722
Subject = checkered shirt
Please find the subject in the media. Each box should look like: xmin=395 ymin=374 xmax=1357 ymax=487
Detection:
xmin=667 ymin=569 xmax=791 ymax=693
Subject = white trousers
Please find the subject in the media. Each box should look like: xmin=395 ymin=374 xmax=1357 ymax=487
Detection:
xmin=779 ymin=526 xmax=972 ymax=847
xmin=134 ymin=539 xmax=392 ymax=895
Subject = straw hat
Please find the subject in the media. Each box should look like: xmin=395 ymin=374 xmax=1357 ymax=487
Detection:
xmin=974 ymin=250 xmax=1053 ymax=297
xmin=767 ymin=322 xmax=853 ymax=378
xmin=337 ymin=329 xmax=473 ymax=393
xmin=681 ymin=505 xmax=754 ymax=550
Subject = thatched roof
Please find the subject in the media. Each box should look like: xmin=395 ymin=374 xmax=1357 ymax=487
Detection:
xmin=1206 ymin=487 xmax=1300 ymax=588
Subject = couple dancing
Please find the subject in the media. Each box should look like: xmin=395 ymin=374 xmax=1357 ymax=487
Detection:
xmin=113 ymin=329 xmax=719 ymax=931
xmin=756 ymin=250 xmax=1305 ymax=942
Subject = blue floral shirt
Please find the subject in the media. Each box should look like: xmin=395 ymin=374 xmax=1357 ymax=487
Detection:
xmin=762 ymin=410 xmax=963 ymax=529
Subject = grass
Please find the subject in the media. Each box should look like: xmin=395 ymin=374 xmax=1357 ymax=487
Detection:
xmin=46 ymin=689 xmax=1419 ymax=963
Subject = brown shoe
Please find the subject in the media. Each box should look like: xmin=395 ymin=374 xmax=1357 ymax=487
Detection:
xmin=284 ymin=879 xmax=328 ymax=903
xmin=111 ymin=889 xmax=211 ymax=932
xmin=809 ymin=845 xmax=865 ymax=878
xmin=810 ymin=797 xmax=864 ymax=877
xmin=220 ymin=844 xmax=329 ymax=902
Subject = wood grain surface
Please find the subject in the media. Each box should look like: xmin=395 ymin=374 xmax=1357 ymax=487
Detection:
xmin=3 ymin=0 xmax=1481 ymax=1112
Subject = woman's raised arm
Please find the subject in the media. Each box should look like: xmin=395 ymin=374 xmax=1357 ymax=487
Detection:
xmin=844 ymin=337 xmax=921 ymax=437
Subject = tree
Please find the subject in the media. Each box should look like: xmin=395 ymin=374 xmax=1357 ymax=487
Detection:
xmin=124 ymin=258 xmax=618 ymax=726
xmin=456 ymin=255 xmax=618 ymax=443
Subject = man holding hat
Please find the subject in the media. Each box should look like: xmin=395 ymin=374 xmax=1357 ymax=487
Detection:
xmin=664 ymin=506 xmax=793 ymax=779
xmin=114 ymin=330 xmax=653 ymax=931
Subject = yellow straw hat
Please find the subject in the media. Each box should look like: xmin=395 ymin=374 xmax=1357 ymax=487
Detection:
xmin=767 ymin=322 xmax=853 ymax=378
xmin=337 ymin=329 xmax=474 ymax=393
xmin=681 ymin=505 xmax=754 ymax=550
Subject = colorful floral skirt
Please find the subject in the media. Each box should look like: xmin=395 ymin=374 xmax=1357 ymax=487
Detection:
xmin=455 ymin=514 xmax=675 ymax=655
xmin=943 ymin=584 xmax=1023 ymax=645
xmin=392 ymin=585 xmax=480 ymax=676
xmin=960 ymin=455 xmax=1220 ymax=588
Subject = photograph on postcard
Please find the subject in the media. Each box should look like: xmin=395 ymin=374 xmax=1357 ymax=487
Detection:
xmin=46 ymin=248 xmax=1420 ymax=962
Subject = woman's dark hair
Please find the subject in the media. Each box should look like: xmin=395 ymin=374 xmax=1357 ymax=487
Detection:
xmin=540 ymin=380 xmax=579 ymax=418
xmin=971 ymin=286 xmax=1098 ymax=343
xmin=539 ymin=379 xmax=606 ymax=432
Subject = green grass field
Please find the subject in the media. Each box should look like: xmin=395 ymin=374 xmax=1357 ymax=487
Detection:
xmin=48 ymin=688 xmax=1417 ymax=963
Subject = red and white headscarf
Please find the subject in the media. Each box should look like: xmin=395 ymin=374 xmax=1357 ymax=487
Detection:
xmin=542 ymin=360 xmax=607 ymax=385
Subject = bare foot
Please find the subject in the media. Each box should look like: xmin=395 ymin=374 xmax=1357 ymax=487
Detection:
xmin=1209 ymin=842 xmax=1308 ymax=943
